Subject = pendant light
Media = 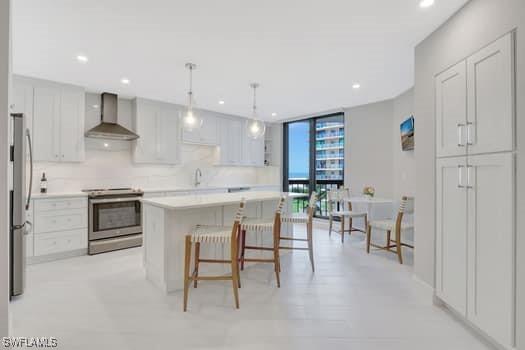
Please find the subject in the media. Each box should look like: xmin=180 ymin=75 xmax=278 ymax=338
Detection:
xmin=246 ymin=83 xmax=266 ymax=139
xmin=181 ymin=62 xmax=203 ymax=132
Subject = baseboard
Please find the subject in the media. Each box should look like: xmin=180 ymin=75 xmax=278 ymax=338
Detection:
xmin=434 ymin=295 xmax=514 ymax=350
xmin=27 ymin=249 xmax=87 ymax=265
xmin=412 ymin=273 xmax=434 ymax=295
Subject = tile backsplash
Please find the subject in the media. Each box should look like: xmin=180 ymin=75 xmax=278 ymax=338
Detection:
xmin=33 ymin=141 xmax=280 ymax=193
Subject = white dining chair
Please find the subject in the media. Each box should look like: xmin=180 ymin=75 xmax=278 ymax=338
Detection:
xmin=366 ymin=196 xmax=414 ymax=264
xmin=328 ymin=188 xmax=367 ymax=243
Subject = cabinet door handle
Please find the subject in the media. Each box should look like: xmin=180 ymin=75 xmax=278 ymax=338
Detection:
xmin=457 ymin=123 xmax=466 ymax=147
xmin=457 ymin=165 xmax=465 ymax=188
xmin=466 ymin=122 xmax=474 ymax=146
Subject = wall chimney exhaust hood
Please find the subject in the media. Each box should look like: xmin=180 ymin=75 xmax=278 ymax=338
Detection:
xmin=85 ymin=92 xmax=139 ymax=141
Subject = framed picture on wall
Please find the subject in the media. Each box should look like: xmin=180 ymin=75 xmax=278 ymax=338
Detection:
xmin=400 ymin=116 xmax=414 ymax=151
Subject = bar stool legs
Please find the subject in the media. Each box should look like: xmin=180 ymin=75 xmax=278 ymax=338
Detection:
xmin=183 ymin=236 xmax=192 ymax=312
xmin=230 ymin=236 xmax=240 ymax=309
xmin=193 ymin=242 xmax=200 ymax=288
xmin=307 ymin=222 xmax=314 ymax=272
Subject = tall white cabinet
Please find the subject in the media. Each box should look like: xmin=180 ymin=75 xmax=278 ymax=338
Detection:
xmin=435 ymin=33 xmax=515 ymax=349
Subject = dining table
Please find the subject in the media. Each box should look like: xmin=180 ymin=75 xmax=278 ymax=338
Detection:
xmin=346 ymin=196 xmax=395 ymax=231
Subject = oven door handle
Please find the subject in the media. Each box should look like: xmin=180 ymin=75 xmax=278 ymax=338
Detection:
xmin=90 ymin=197 xmax=143 ymax=204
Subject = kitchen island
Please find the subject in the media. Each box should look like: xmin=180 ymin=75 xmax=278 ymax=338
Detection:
xmin=141 ymin=191 xmax=301 ymax=293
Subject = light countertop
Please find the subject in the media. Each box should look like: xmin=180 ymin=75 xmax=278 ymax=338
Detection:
xmin=142 ymin=191 xmax=304 ymax=210
xmin=31 ymin=192 xmax=88 ymax=200
xmin=141 ymin=184 xmax=278 ymax=193
xmin=29 ymin=184 xmax=280 ymax=200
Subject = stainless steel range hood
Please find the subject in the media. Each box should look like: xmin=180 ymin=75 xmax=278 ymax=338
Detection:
xmin=85 ymin=92 xmax=139 ymax=141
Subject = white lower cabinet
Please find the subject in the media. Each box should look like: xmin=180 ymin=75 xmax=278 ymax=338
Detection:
xmin=34 ymin=229 xmax=87 ymax=256
xmin=436 ymin=156 xmax=468 ymax=315
xmin=436 ymin=153 xmax=515 ymax=348
xmin=32 ymin=197 xmax=88 ymax=259
xmin=466 ymin=153 xmax=514 ymax=348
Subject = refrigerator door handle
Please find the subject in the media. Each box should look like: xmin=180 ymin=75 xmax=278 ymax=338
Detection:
xmin=24 ymin=220 xmax=32 ymax=235
xmin=26 ymin=129 xmax=33 ymax=210
xmin=12 ymin=222 xmax=26 ymax=230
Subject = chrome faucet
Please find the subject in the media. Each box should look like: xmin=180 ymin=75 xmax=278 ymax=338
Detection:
xmin=194 ymin=168 xmax=202 ymax=187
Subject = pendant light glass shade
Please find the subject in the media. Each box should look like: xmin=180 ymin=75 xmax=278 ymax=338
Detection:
xmin=246 ymin=83 xmax=266 ymax=139
xmin=247 ymin=119 xmax=266 ymax=139
xmin=181 ymin=63 xmax=203 ymax=132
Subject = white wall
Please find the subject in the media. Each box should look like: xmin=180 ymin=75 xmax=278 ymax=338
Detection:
xmin=0 ymin=0 xmax=10 ymax=337
xmin=414 ymin=0 xmax=525 ymax=348
xmin=392 ymin=88 xmax=415 ymax=199
xmin=344 ymin=100 xmax=394 ymax=198
xmin=344 ymin=90 xmax=415 ymax=200
xmin=31 ymin=93 xmax=280 ymax=193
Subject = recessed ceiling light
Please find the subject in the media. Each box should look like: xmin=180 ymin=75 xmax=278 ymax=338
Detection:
xmin=419 ymin=0 xmax=435 ymax=8
xmin=271 ymin=112 xmax=277 ymax=117
xmin=120 ymin=78 xmax=130 ymax=85
xmin=218 ymin=100 xmax=225 ymax=105
xmin=103 ymin=143 xmax=109 ymax=148
xmin=92 ymin=104 xmax=99 ymax=109
xmin=76 ymin=55 xmax=88 ymax=63
xmin=352 ymin=83 xmax=361 ymax=89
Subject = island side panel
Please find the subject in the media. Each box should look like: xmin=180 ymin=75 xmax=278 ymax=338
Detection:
xmin=143 ymin=203 xmax=167 ymax=292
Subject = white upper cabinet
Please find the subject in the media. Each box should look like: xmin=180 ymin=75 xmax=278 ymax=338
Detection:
xmin=435 ymin=61 xmax=467 ymax=158
xmin=12 ymin=76 xmax=34 ymax=138
xmin=467 ymin=33 xmax=514 ymax=155
xmin=217 ymin=118 xmax=265 ymax=167
xmin=59 ymin=88 xmax=85 ymax=162
xmin=14 ymin=76 xmax=85 ymax=163
xmin=217 ymin=117 xmax=242 ymax=165
xmin=133 ymin=98 xmax=179 ymax=164
xmin=182 ymin=112 xmax=217 ymax=146
xmin=467 ymin=153 xmax=514 ymax=348
xmin=32 ymin=84 xmax=61 ymax=162
xmin=436 ymin=156 xmax=468 ymax=316
xmin=242 ymin=120 xmax=264 ymax=167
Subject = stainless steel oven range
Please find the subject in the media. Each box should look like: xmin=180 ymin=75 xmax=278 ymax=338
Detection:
xmin=83 ymin=188 xmax=144 ymax=255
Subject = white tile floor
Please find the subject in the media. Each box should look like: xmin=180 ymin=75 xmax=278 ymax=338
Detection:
xmin=10 ymin=224 xmax=492 ymax=350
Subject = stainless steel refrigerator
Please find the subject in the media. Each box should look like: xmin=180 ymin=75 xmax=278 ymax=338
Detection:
xmin=9 ymin=113 xmax=33 ymax=298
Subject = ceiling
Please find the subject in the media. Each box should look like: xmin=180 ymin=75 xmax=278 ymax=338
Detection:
xmin=12 ymin=0 xmax=468 ymax=121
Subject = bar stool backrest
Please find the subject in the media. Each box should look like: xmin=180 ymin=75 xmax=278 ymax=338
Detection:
xmin=231 ymin=199 xmax=246 ymax=240
xmin=307 ymin=192 xmax=318 ymax=219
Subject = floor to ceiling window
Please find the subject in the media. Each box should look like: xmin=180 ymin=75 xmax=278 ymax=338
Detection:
xmin=283 ymin=113 xmax=345 ymax=217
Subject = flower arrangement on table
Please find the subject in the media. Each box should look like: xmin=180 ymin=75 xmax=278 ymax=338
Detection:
xmin=362 ymin=186 xmax=375 ymax=198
